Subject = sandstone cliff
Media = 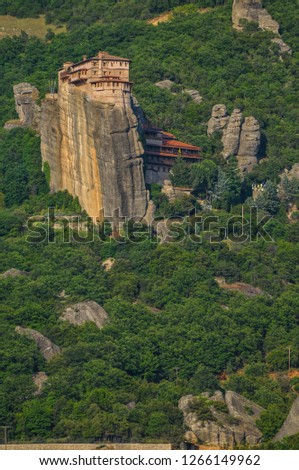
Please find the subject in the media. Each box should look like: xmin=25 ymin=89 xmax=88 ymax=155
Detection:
xmin=15 ymin=326 xmax=61 ymax=361
xmin=4 ymin=83 xmax=41 ymax=132
xmin=40 ymin=86 xmax=147 ymax=221
xmin=179 ymin=391 xmax=264 ymax=448
xmin=207 ymin=105 xmax=261 ymax=174
xmin=60 ymin=301 xmax=108 ymax=329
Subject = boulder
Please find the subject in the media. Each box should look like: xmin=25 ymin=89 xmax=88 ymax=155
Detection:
xmin=15 ymin=326 xmax=61 ymax=361
xmin=60 ymin=301 xmax=108 ymax=329
xmin=155 ymin=80 xmax=175 ymax=90
xmin=273 ymin=397 xmax=299 ymax=442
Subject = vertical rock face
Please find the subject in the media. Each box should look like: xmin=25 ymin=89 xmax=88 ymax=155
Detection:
xmin=237 ymin=116 xmax=260 ymax=172
xmin=4 ymin=83 xmax=41 ymax=131
xmin=222 ymin=109 xmax=243 ymax=159
xmin=208 ymin=105 xmax=261 ymax=174
xmin=40 ymin=85 xmax=147 ymax=221
xmin=232 ymin=0 xmax=279 ymax=33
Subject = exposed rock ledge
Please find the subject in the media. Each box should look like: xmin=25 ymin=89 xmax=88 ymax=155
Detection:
xmin=60 ymin=301 xmax=109 ymax=329
xmin=179 ymin=390 xmax=264 ymax=448
xmin=232 ymin=1 xmax=291 ymax=55
xmin=15 ymin=327 xmax=61 ymax=361
xmin=273 ymin=397 xmax=299 ymax=442
xmin=215 ymin=277 xmax=265 ymax=297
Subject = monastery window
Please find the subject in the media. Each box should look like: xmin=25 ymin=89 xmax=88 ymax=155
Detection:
xmin=120 ymin=62 xmax=122 ymax=66
xmin=93 ymin=62 xmax=97 ymax=66
xmin=111 ymin=62 xmax=113 ymax=66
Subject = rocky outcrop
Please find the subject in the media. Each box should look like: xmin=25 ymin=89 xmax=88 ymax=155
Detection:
xmin=222 ymin=109 xmax=244 ymax=159
xmin=207 ymin=104 xmax=230 ymax=135
xmin=179 ymin=391 xmax=264 ymax=448
xmin=40 ymin=87 xmax=147 ymax=221
xmin=102 ymin=258 xmax=115 ymax=271
xmin=60 ymin=301 xmax=108 ymax=329
xmin=4 ymin=83 xmax=41 ymax=132
xmin=208 ymin=106 xmax=261 ymax=174
xmin=237 ymin=116 xmax=261 ymax=173
xmin=184 ymin=89 xmax=203 ymax=104
xmin=155 ymin=80 xmax=175 ymax=90
xmin=232 ymin=1 xmax=291 ymax=55
xmin=273 ymin=397 xmax=299 ymax=442
xmin=281 ymin=163 xmax=299 ymax=180
xmin=15 ymin=326 xmax=61 ymax=361
xmin=33 ymin=372 xmax=48 ymax=395
xmin=232 ymin=0 xmax=279 ymax=33
xmin=215 ymin=277 xmax=265 ymax=297
xmin=155 ymin=81 xmax=203 ymax=104
xmin=0 ymin=268 xmax=29 ymax=279
xmin=271 ymin=38 xmax=292 ymax=56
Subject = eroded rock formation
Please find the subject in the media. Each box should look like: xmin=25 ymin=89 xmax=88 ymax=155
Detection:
xmin=237 ymin=116 xmax=261 ymax=173
xmin=207 ymin=104 xmax=229 ymax=135
xmin=41 ymin=87 xmax=147 ymax=221
xmin=179 ymin=391 xmax=264 ymax=448
xmin=273 ymin=397 xmax=299 ymax=442
xmin=232 ymin=0 xmax=279 ymax=33
xmin=232 ymin=1 xmax=291 ymax=55
xmin=15 ymin=326 xmax=61 ymax=361
xmin=184 ymin=89 xmax=203 ymax=104
xmin=4 ymin=83 xmax=41 ymax=132
xmin=60 ymin=301 xmax=108 ymax=329
xmin=222 ymin=109 xmax=244 ymax=159
xmin=208 ymin=106 xmax=261 ymax=174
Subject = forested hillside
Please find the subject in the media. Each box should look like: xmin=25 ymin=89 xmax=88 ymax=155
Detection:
xmin=0 ymin=0 xmax=299 ymax=448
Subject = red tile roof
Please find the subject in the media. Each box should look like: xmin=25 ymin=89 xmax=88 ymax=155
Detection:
xmin=162 ymin=139 xmax=200 ymax=151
